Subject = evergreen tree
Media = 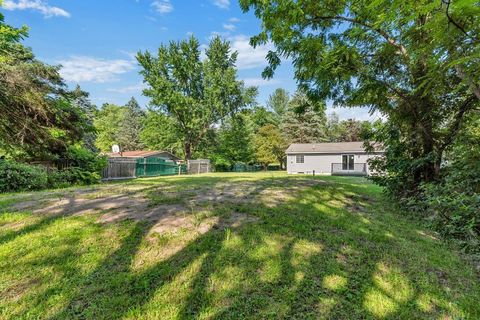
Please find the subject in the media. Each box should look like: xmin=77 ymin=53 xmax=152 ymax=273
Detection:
xmin=326 ymin=113 xmax=373 ymax=142
xmin=0 ymin=13 xmax=90 ymax=158
xmin=267 ymin=88 xmax=290 ymax=121
xmin=325 ymin=113 xmax=342 ymax=142
xmin=71 ymin=85 xmax=97 ymax=152
xmin=281 ymin=91 xmax=327 ymax=143
xmin=116 ymin=97 xmax=145 ymax=151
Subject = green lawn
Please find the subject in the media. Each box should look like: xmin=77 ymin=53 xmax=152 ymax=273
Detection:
xmin=0 ymin=172 xmax=479 ymax=319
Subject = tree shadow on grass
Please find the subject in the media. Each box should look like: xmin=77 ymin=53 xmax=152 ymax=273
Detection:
xmin=2 ymin=175 xmax=478 ymax=319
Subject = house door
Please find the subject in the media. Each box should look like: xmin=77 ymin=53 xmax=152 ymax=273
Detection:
xmin=342 ymin=155 xmax=354 ymax=170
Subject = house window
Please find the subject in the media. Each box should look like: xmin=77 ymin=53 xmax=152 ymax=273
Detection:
xmin=342 ymin=155 xmax=355 ymax=170
xmin=296 ymin=155 xmax=304 ymax=163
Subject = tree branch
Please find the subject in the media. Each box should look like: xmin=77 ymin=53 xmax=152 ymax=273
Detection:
xmin=311 ymin=15 xmax=409 ymax=58
xmin=439 ymin=96 xmax=475 ymax=153
xmin=442 ymin=0 xmax=469 ymax=37
xmin=455 ymin=65 xmax=480 ymax=101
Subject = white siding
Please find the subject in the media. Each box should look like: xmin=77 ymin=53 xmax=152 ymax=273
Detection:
xmin=286 ymin=153 xmax=381 ymax=175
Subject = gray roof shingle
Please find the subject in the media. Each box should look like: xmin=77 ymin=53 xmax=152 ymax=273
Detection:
xmin=286 ymin=142 xmax=383 ymax=154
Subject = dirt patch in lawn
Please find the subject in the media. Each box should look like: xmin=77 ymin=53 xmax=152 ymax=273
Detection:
xmin=3 ymin=177 xmax=323 ymax=236
xmin=0 ymin=278 xmax=41 ymax=301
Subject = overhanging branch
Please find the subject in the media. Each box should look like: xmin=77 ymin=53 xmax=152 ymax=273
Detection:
xmin=311 ymin=15 xmax=409 ymax=58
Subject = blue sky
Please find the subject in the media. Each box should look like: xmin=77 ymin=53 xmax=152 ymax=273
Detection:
xmin=2 ymin=0 xmax=378 ymax=120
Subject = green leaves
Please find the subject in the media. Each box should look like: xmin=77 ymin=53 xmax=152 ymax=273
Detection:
xmin=242 ymin=0 xmax=480 ymax=201
xmin=254 ymin=124 xmax=287 ymax=168
xmin=137 ymin=35 xmax=256 ymax=159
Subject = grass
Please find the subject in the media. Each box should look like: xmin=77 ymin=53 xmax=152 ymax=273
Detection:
xmin=0 ymin=172 xmax=479 ymax=319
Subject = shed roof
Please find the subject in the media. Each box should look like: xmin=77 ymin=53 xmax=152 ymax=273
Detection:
xmin=286 ymin=142 xmax=383 ymax=154
xmin=107 ymin=150 xmax=181 ymax=160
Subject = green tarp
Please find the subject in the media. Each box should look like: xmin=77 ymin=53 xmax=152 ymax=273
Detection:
xmin=135 ymin=157 xmax=186 ymax=177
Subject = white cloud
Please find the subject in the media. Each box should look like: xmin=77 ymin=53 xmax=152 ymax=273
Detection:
xmin=3 ymin=0 xmax=70 ymax=18
xmin=229 ymin=35 xmax=273 ymax=70
xmin=151 ymin=0 xmax=173 ymax=13
xmin=242 ymin=78 xmax=280 ymax=87
xmin=229 ymin=17 xmax=240 ymax=23
xmin=223 ymin=23 xmax=236 ymax=31
xmin=326 ymin=106 xmax=385 ymax=121
xmin=58 ymin=56 xmax=136 ymax=83
xmin=212 ymin=0 xmax=229 ymax=9
xmin=107 ymin=83 xmax=146 ymax=94
xmin=209 ymin=30 xmax=231 ymax=39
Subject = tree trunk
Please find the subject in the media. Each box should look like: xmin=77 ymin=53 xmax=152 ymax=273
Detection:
xmin=184 ymin=141 xmax=191 ymax=160
xmin=434 ymin=156 xmax=442 ymax=178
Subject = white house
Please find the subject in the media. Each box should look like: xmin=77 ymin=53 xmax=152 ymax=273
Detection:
xmin=286 ymin=142 xmax=384 ymax=175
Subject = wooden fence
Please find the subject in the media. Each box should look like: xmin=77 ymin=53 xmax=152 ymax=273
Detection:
xmin=102 ymin=157 xmax=188 ymax=180
xmin=102 ymin=158 xmax=137 ymax=180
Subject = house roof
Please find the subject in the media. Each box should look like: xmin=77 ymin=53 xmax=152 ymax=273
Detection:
xmin=286 ymin=142 xmax=384 ymax=154
xmin=107 ymin=150 xmax=181 ymax=160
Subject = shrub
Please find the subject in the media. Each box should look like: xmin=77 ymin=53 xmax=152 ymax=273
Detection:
xmin=59 ymin=167 xmax=102 ymax=185
xmin=368 ymin=114 xmax=480 ymax=254
xmin=58 ymin=145 xmax=107 ymax=185
xmin=0 ymin=160 xmax=49 ymax=192
xmin=421 ymin=182 xmax=479 ymax=253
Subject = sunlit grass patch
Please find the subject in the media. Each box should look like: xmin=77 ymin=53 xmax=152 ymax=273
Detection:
xmin=0 ymin=211 xmax=31 ymax=226
xmin=364 ymin=287 xmax=399 ymax=318
xmin=0 ymin=172 xmax=479 ymax=319
xmin=323 ymin=274 xmax=348 ymax=291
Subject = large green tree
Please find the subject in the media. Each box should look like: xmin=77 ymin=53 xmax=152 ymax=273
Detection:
xmin=70 ymin=85 xmax=97 ymax=152
xmin=267 ymin=88 xmax=290 ymax=121
xmin=140 ymin=110 xmax=183 ymax=156
xmin=214 ymin=113 xmax=255 ymax=169
xmin=94 ymin=104 xmax=125 ymax=152
xmin=137 ymin=36 xmax=257 ymax=160
xmin=94 ymin=98 xmax=146 ymax=152
xmin=245 ymin=105 xmax=277 ymax=131
xmin=240 ymin=0 xmax=480 ymax=196
xmin=254 ymin=124 xmax=288 ymax=169
xmin=281 ymin=91 xmax=327 ymax=143
xmin=116 ymin=97 xmax=145 ymax=151
xmin=0 ymin=13 xmax=90 ymax=159
xmin=325 ymin=113 xmax=374 ymax=143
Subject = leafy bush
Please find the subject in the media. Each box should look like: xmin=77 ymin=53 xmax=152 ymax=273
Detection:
xmin=420 ymin=118 xmax=480 ymax=253
xmin=58 ymin=145 xmax=107 ymax=185
xmin=58 ymin=167 xmax=102 ymax=185
xmin=0 ymin=160 xmax=49 ymax=192
xmin=211 ymin=156 xmax=231 ymax=172
xmin=421 ymin=182 xmax=479 ymax=253
xmin=0 ymin=145 xmax=107 ymax=192
xmin=368 ymin=114 xmax=480 ymax=254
